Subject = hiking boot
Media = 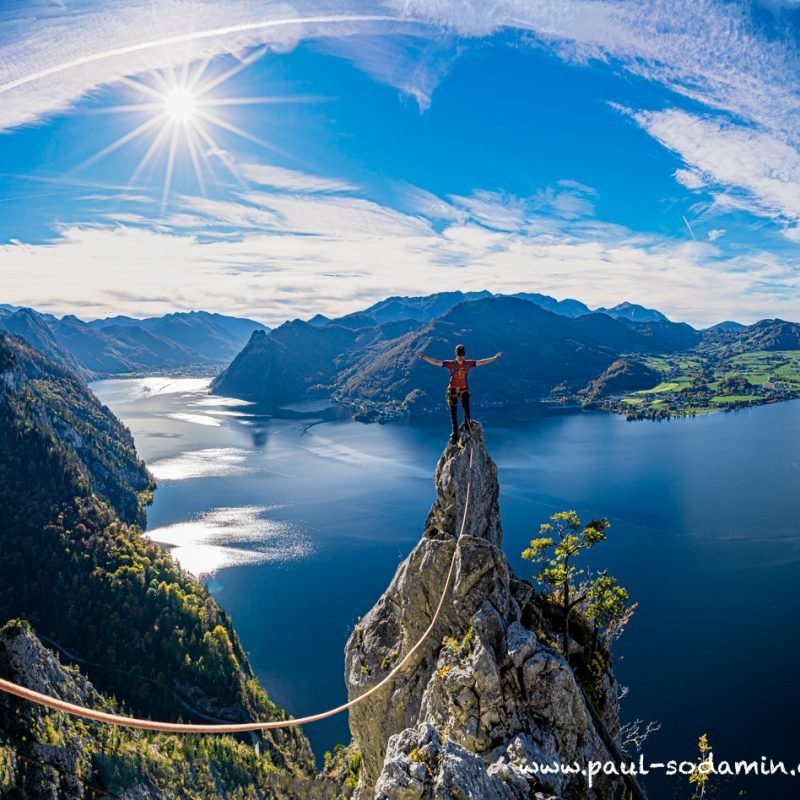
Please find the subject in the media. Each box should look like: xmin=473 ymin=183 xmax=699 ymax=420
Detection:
xmin=449 ymin=433 xmax=458 ymax=445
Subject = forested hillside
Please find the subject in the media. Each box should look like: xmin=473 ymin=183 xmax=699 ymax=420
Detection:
xmin=0 ymin=332 xmax=313 ymax=779
xmin=0 ymin=620 xmax=339 ymax=799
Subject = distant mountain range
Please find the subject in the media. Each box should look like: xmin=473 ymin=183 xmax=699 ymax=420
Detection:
xmin=594 ymin=300 xmax=669 ymax=323
xmin=0 ymin=291 xmax=673 ymax=383
xmin=211 ymin=291 xmax=800 ymax=419
xmin=323 ymin=290 xmax=668 ymax=328
xmin=0 ymin=290 xmax=773 ymax=417
xmin=0 ymin=306 xmax=267 ymax=379
xmin=211 ymin=294 xmax=706 ymax=417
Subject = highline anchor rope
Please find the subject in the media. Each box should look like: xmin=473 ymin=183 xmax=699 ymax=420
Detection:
xmin=0 ymin=444 xmax=475 ymax=734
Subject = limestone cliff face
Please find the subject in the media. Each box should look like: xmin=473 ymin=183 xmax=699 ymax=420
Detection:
xmin=344 ymin=423 xmax=626 ymax=799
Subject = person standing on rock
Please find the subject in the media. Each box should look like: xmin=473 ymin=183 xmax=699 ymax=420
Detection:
xmin=418 ymin=344 xmax=502 ymax=444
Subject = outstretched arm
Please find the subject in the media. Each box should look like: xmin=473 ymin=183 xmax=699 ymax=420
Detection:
xmin=418 ymin=353 xmax=444 ymax=367
xmin=475 ymin=352 xmax=503 ymax=367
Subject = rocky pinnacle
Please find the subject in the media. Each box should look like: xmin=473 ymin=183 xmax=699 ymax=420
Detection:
xmin=344 ymin=421 xmax=627 ymax=799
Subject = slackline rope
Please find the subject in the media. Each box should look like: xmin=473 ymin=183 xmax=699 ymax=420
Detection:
xmin=0 ymin=444 xmax=475 ymax=733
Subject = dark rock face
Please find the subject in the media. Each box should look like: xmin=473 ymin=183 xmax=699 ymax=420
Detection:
xmin=344 ymin=423 xmax=626 ymax=799
xmin=0 ymin=309 xmax=92 ymax=381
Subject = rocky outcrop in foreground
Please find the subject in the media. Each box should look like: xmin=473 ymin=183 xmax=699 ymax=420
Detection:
xmin=344 ymin=422 xmax=627 ymax=799
xmin=0 ymin=620 xmax=339 ymax=800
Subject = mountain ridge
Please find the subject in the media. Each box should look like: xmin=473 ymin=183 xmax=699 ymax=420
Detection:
xmin=213 ymin=294 xmax=800 ymax=420
xmin=0 ymin=332 xmax=313 ymax=782
xmin=325 ymin=291 xmax=670 ymax=328
xmin=213 ymin=295 xmax=699 ymax=418
xmin=0 ymin=308 xmax=268 ymax=380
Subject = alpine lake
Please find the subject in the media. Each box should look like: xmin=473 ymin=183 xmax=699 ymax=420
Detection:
xmin=92 ymin=376 xmax=800 ymax=798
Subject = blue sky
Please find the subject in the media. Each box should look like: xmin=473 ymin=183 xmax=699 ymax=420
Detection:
xmin=2 ymin=0 xmax=800 ymax=327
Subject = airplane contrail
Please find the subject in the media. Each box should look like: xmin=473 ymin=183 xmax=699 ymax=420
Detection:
xmin=0 ymin=14 xmax=411 ymax=96
xmin=682 ymin=215 xmax=696 ymax=240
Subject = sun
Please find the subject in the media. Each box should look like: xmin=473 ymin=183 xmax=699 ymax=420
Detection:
xmin=163 ymin=86 xmax=197 ymax=123
xmin=80 ymin=53 xmax=296 ymax=205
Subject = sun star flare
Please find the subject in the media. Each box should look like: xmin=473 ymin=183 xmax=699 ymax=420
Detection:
xmin=79 ymin=54 xmax=297 ymax=205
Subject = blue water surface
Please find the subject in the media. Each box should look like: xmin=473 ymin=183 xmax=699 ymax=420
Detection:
xmin=93 ymin=378 xmax=800 ymax=798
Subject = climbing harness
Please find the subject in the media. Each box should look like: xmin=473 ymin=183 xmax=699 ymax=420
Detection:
xmin=0 ymin=443 xmax=475 ymax=734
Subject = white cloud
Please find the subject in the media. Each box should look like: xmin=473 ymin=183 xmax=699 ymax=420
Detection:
xmin=633 ymin=108 xmax=800 ymax=227
xmin=557 ymin=179 xmax=597 ymax=196
xmin=447 ymin=190 xmax=529 ymax=232
xmin=781 ymin=226 xmax=800 ymax=242
xmin=443 ymin=184 xmax=597 ymax=235
xmin=674 ymin=168 xmax=705 ymax=190
xmin=394 ymin=183 xmax=466 ymax=223
xmin=3 ymin=177 xmax=800 ymax=327
xmin=241 ymin=191 xmax=434 ymax=237
xmin=170 ymin=195 xmax=281 ymax=229
xmin=239 ymin=162 xmax=357 ymax=193
xmin=317 ymin=31 xmax=461 ymax=111
xmin=79 ymin=192 xmax=156 ymax=203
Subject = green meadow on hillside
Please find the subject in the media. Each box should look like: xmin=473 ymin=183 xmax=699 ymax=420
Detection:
xmin=603 ymin=350 xmax=800 ymax=419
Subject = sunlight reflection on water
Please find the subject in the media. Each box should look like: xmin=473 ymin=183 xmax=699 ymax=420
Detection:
xmin=191 ymin=396 xmax=253 ymax=407
xmin=166 ymin=412 xmax=222 ymax=426
xmin=146 ymin=505 xmax=312 ymax=577
xmin=96 ymin=377 xmax=212 ymax=405
xmin=149 ymin=447 xmax=251 ymax=480
xmin=303 ymin=433 xmax=429 ymax=478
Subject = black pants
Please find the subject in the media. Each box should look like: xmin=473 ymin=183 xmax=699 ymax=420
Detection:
xmin=447 ymin=387 xmax=471 ymax=435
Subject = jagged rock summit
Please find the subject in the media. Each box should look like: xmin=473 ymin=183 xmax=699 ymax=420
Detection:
xmin=344 ymin=422 xmax=627 ymax=799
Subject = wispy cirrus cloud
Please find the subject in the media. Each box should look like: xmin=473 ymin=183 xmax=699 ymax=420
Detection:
xmin=392 ymin=0 xmax=800 ymax=135
xmin=239 ymin=162 xmax=357 ymax=193
xmin=382 ymin=1 xmax=800 ymax=238
xmin=631 ymin=108 xmax=800 ymax=235
xmin=0 ymin=2 xmax=422 ymax=130
xmin=174 ymin=189 xmax=434 ymax=238
xmin=3 ymin=1 xmax=797 ymax=136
